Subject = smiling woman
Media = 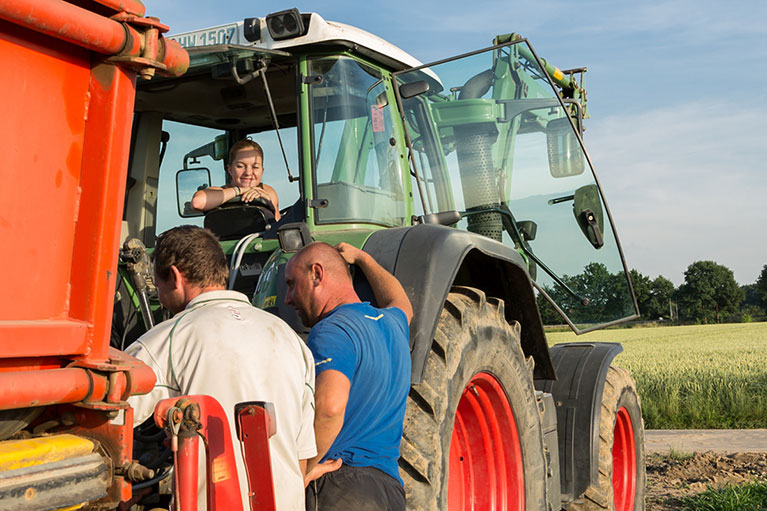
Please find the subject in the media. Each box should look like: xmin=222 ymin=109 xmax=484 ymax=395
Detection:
xmin=191 ymin=139 xmax=281 ymax=220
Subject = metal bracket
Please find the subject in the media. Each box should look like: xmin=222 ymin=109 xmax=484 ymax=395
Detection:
xmin=302 ymin=74 xmax=323 ymax=85
xmin=307 ymin=198 xmax=328 ymax=209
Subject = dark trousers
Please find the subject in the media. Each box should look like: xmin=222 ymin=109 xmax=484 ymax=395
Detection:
xmin=305 ymin=464 xmax=405 ymax=511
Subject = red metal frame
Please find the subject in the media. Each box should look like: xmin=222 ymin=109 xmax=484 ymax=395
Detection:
xmin=448 ymin=372 xmax=525 ymax=511
xmin=612 ymin=406 xmax=637 ymax=511
xmin=236 ymin=402 xmax=277 ymax=511
xmin=155 ymin=396 xmax=244 ymax=511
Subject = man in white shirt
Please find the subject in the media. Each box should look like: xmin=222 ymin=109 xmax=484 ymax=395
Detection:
xmin=127 ymin=225 xmax=315 ymax=510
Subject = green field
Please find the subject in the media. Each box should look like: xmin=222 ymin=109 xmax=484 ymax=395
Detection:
xmin=546 ymin=322 xmax=767 ymax=429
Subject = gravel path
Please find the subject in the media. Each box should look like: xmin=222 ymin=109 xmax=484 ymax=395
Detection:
xmin=645 ymin=429 xmax=767 ymax=454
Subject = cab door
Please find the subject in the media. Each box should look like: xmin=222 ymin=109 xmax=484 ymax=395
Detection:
xmin=394 ymin=39 xmax=639 ymax=331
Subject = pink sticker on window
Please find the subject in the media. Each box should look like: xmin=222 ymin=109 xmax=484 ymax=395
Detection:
xmin=371 ymin=105 xmax=385 ymax=133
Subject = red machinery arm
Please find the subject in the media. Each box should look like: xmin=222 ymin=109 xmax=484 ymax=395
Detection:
xmin=153 ymin=397 xmax=278 ymax=511
xmin=0 ymin=0 xmax=188 ymax=77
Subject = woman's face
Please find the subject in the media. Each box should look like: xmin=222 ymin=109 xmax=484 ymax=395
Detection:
xmin=227 ymin=147 xmax=264 ymax=188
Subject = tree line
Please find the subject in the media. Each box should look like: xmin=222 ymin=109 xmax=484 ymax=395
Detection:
xmin=537 ymin=261 xmax=767 ymax=325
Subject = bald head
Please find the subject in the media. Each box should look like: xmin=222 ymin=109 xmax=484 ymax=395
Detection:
xmin=284 ymin=242 xmax=360 ymax=326
xmin=291 ymin=242 xmax=352 ymax=283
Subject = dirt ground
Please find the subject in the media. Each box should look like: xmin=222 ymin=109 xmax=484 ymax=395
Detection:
xmin=646 ymin=451 xmax=767 ymax=510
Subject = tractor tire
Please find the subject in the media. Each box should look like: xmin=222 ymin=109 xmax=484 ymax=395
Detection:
xmin=571 ymin=366 xmax=646 ymax=511
xmin=399 ymin=286 xmax=547 ymax=511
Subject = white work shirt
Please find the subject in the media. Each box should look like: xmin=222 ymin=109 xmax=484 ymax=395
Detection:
xmin=127 ymin=290 xmax=316 ymax=511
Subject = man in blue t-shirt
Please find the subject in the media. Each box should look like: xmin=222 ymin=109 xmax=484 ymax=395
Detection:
xmin=285 ymin=241 xmax=413 ymax=510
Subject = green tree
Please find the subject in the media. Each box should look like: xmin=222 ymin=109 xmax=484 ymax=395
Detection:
xmin=629 ymin=270 xmax=674 ymax=320
xmin=756 ymin=265 xmax=767 ymax=310
xmin=540 ymin=263 xmax=634 ymax=324
xmin=647 ymin=276 xmax=675 ymax=320
xmin=676 ymin=261 xmax=744 ymax=323
xmin=536 ymin=291 xmax=562 ymax=325
xmin=629 ymin=269 xmax=652 ymax=318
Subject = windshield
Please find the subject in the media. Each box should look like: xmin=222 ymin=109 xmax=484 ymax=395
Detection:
xmin=308 ymin=56 xmax=407 ymax=227
xmin=395 ymin=41 xmax=637 ymax=330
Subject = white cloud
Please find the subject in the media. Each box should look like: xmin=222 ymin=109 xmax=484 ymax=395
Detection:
xmin=587 ymin=101 xmax=767 ymax=285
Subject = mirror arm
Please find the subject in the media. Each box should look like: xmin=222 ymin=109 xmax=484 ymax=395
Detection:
xmin=460 ymin=205 xmax=591 ymax=306
xmin=518 ymin=241 xmax=591 ymax=306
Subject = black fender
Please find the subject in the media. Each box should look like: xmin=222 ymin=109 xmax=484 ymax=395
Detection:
xmin=360 ymin=223 xmax=555 ymax=383
xmin=534 ymin=342 xmax=623 ymax=504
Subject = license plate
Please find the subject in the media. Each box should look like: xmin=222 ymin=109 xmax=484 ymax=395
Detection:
xmin=169 ymin=23 xmax=240 ymax=48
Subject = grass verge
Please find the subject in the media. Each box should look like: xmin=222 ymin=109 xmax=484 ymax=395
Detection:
xmin=680 ymin=481 xmax=767 ymax=511
xmin=546 ymin=322 xmax=767 ymax=429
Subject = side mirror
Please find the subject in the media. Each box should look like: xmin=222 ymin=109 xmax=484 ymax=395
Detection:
xmin=546 ymin=117 xmax=585 ymax=178
xmin=399 ymin=80 xmax=430 ymax=99
xmin=176 ymin=168 xmax=211 ymax=217
xmin=516 ymin=220 xmax=537 ymax=241
xmin=573 ymin=184 xmax=604 ymax=249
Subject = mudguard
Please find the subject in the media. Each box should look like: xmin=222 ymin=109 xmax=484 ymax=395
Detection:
xmin=360 ymin=223 xmax=555 ymax=383
xmin=534 ymin=342 xmax=623 ymax=504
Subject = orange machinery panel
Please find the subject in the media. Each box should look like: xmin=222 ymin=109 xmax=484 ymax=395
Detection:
xmin=0 ymin=21 xmax=97 ymax=357
xmin=0 ymin=0 xmax=188 ymax=365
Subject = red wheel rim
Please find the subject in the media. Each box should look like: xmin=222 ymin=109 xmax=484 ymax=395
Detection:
xmin=612 ymin=406 xmax=636 ymax=511
xmin=448 ymin=372 xmax=524 ymax=511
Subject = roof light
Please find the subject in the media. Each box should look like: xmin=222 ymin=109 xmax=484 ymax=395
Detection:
xmin=265 ymin=8 xmax=304 ymax=41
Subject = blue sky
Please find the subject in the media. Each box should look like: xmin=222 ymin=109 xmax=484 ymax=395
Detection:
xmin=150 ymin=1 xmax=767 ymax=286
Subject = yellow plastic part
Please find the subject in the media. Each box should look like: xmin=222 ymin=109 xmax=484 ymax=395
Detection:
xmin=0 ymin=434 xmax=94 ymax=471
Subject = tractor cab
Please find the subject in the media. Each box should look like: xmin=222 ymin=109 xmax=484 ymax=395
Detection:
xmin=122 ymin=10 xmax=637 ymax=337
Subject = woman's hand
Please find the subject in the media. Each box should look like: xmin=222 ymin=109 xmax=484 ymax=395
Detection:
xmin=240 ymin=186 xmax=268 ymax=203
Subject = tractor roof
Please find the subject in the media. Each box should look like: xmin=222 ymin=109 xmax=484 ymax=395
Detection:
xmin=168 ymin=12 xmax=424 ymax=72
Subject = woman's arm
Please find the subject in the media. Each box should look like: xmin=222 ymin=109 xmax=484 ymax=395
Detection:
xmin=191 ymin=186 xmax=240 ymax=212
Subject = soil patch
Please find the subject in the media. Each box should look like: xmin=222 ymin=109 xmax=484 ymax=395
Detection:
xmin=647 ymin=452 xmax=767 ymax=510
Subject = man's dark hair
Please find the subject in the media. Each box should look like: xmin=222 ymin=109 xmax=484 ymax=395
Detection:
xmin=153 ymin=226 xmax=228 ymax=287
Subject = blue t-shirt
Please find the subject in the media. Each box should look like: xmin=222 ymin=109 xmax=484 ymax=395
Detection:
xmin=307 ymin=302 xmax=411 ymax=484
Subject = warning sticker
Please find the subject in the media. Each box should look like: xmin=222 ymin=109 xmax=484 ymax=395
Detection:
xmin=212 ymin=455 xmax=233 ymax=483
xmin=371 ymin=105 xmax=385 ymax=133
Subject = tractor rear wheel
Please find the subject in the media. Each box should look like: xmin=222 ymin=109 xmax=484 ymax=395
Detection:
xmin=399 ymin=287 xmax=547 ymax=511
xmin=575 ymin=366 xmax=646 ymax=511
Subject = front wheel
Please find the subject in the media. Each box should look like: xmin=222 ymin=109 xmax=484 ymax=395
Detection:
xmin=576 ymin=366 xmax=646 ymax=511
xmin=399 ymin=287 xmax=548 ymax=511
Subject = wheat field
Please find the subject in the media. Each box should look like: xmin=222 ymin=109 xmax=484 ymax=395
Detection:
xmin=546 ymin=322 xmax=767 ymax=429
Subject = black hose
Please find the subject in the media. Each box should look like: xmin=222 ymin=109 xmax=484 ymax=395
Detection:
xmin=134 ymin=429 xmax=167 ymax=443
xmin=132 ymin=466 xmax=173 ymax=490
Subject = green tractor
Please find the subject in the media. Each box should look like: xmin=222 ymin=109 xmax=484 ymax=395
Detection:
xmin=117 ymin=9 xmax=644 ymax=511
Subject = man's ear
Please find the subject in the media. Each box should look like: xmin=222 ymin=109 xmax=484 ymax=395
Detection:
xmin=169 ymin=265 xmax=185 ymax=291
xmin=311 ymin=263 xmax=323 ymax=287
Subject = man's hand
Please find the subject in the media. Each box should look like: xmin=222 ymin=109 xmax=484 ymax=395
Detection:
xmin=334 ymin=242 xmax=413 ymax=323
xmin=335 ymin=242 xmax=365 ymax=266
xmin=304 ymin=458 xmax=343 ymax=487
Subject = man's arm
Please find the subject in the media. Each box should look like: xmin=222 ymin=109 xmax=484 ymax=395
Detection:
xmin=335 ymin=242 xmax=414 ymax=324
xmin=125 ymin=342 xmax=172 ymax=427
xmin=303 ymin=369 xmax=349 ymax=483
xmin=306 ymin=369 xmax=349 ymax=471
